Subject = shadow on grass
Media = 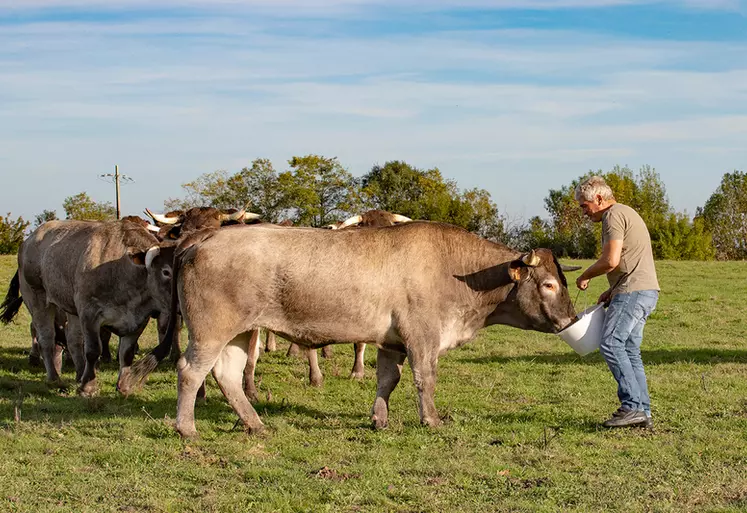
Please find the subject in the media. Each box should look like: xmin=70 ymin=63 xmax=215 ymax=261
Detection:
xmin=461 ymin=348 xmax=747 ymax=366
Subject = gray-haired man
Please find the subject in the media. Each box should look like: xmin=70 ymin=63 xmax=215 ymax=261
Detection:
xmin=575 ymin=176 xmax=659 ymax=429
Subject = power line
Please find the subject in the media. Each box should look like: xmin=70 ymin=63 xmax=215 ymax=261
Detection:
xmin=99 ymin=165 xmax=134 ymax=219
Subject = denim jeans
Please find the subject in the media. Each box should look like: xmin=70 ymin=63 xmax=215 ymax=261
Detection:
xmin=600 ymin=290 xmax=659 ymax=416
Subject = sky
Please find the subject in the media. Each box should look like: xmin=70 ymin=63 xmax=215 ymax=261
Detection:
xmin=1 ymin=0 xmax=746 ymax=225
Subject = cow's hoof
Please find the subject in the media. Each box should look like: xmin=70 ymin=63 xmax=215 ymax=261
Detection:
xmin=47 ymin=379 xmax=68 ymax=393
xmin=309 ymin=376 xmax=323 ymax=388
xmin=349 ymin=370 xmax=365 ymax=380
xmin=371 ymin=415 xmax=388 ymax=430
xmin=421 ymin=416 xmax=442 ymax=428
xmin=245 ymin=424 xmax=265 ymax=436
xmin=78 ymin=381 xmax=99 ymax=398
xmin=177 ymin=427 xmax=199 ymax=440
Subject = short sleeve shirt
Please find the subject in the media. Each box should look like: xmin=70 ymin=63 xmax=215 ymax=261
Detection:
xmin=602 ymin=203 xmax=660 ymax=295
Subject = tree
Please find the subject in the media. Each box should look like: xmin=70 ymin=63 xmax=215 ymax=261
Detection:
xmin=698 ymin=170 xmax=747 ymax=260
xmin=280 ymin=155 xmax=360 ymax=227
xmin=63 ymin=192 xmax=116 ymax=221
xmin=34 ymin=209 xmax=58 ymax=227
xmin=651 ymin=213 xmax=715 ymax=260
xmin=218 ymin=159 xmax=292 ymax=223
xmin=0 ymin=213 xmax=30 ymax=254
xmin=458 ymin=188 xmax=505 ymax=241
xmin=359 ymin=160 xmax=505 ymax=237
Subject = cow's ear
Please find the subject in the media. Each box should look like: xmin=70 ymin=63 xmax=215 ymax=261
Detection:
xmin=508 ymin=259 xmax=525 ymax=282
xmin=129 ymin=250 xmax=147 ymax=266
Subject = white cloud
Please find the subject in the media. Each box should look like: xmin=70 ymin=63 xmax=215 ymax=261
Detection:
xmin=0 ymin=3 xmax=745 ymax=224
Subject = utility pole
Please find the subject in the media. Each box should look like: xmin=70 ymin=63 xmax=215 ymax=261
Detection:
xmin=99 ymin=165 xmax=133 ymax=219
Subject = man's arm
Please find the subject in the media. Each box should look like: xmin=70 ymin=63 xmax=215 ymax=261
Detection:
xmin=576 ymin=239 xmax=623 ymax=290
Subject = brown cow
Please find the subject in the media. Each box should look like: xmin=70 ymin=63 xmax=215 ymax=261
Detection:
xmin=126 ymin=221 xmax=577 ymax=438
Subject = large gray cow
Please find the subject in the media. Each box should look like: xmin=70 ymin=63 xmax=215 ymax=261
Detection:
xmin=0 ymin=219 xmax=172 ymax=395
xmin=126 ymin=221 xmax=577 ymax=438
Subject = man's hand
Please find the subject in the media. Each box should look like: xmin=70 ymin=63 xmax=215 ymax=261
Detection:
xmin=598 ymin=289 xmax=611 ymax=305
xmin=576 ymin=275 xmax=590 ymax=290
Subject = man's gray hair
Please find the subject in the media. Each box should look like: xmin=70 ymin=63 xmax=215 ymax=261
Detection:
xmin=575 ymin=176 xmax=615 ymax=202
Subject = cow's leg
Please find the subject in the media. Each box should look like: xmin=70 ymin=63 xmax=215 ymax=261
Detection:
xmin=407 ymin=345 xmax=441 ymax=427
xmin=371 ymin=348 xmax=406 ymax=430
xmin=63 ymin=314 xmax=86 ymax=382
xmin=35 ymin=309 xmax=65 ymax=387
xmin=307 ymin=348 xmax=323 ymax=387
xmin=175 ymin=339 xmax=227 ymax=439
xmin=322 ymin=345 xmax=333 ymax=359
xmin=264 ymin=329 xmax=276 ymax=352
xmin=100 ymin=328 xmax=112 ymax=364
xmin=29 ymin=323 xmax=42 ymax=367
xmin=116 ymin=322 xmax=148 ymax=396
xmin=78 ymin=314 xmax=103 ymax=397
xmin=286 ymin=343 xmax=300 ymax=357
xmin=168 ymin=314 xmax=183 ymax=364
xmin=242 ymin=329 xmax=262 ymax=403
xmin=213 ymin=333 xmax=265 ymax=435
xmin=350 ymin=343 xmax=366 ymax=379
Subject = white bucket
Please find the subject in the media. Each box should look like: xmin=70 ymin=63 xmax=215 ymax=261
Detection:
xmin=558 ymin=303 xmax=606 ymax=356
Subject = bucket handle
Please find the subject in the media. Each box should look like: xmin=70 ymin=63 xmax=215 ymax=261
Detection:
xmin=573 ymin=288 xmax=589 ymax=312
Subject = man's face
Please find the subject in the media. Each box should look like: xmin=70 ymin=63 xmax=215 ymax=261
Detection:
xmin=578 ymin=195 xmax=605 ymax=222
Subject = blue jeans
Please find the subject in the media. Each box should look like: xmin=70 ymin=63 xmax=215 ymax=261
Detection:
xmin=600 ymin=290 xmax=658 ymax=417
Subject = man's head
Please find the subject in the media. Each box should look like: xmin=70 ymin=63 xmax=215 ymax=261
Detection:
xmin=575 ymin=176 xmax=616 ymax=222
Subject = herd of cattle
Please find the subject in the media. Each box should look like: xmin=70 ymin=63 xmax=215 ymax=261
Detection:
xmin=1 ymin=207 xmax=580 ymax=438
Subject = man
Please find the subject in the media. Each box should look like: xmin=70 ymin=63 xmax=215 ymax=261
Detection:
xmin=575 ymin=176 xmax=660 ymax=429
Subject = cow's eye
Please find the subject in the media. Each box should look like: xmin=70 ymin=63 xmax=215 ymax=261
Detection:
xmin=162 ymin=268 xmax=172 ymax=279
xmin=543 ymin=282 xmax=556 ymax=291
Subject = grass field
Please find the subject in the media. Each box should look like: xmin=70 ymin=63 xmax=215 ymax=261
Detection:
xmin=1 ymin=254 xmax=746 ymax=512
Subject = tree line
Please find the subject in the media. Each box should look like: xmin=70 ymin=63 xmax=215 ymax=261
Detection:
xmin=1 ymin=156 xmax=745 ymax=260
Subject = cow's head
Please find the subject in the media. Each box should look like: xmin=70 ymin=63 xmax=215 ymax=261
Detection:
xmin=504 ymin=248 xmax=577 ymax=333
xmin=142 ymin=242 xmax=178 ymax=313
xmin=145 ymin=207 xmax=260 ymax=240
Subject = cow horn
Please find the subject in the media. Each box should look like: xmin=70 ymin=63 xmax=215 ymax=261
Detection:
xmin=145 ymin=246 xmax=160 ymax=269
xmin=145 ymin=209 xmax=179 ymax=225
xmin=219 ymin=209 xmax=245 ymax=222
xmin=339 ymin=215 xmax=363 ymax=229
xmin=241 ymin=211 xmax=262 ymax=222
xmin=390 ymin=214 xmax=412 ymax=223
xmin=560 ymin=264 xmax=582 ymax=272
xmin=522 ymin=250 xmax=541 ymax=267
xmin=146 ymin=224 xmax=161 ymax=233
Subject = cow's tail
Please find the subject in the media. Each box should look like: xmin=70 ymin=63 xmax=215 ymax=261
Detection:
xmin=124 ymin=253 xmax=182 ymax=391
xmin=0 ymin=271 xmax=23 ymax=325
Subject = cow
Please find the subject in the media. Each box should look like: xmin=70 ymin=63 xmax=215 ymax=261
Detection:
xmin=145 ymin=207 xmax=256 ymax=241
xmin=0 ymin=219 xmax=173 ymax=395
xmin=124 ymin=221 xmax=577 ymax=438
xmin=23 ymin=215 xmax=158 ymax=369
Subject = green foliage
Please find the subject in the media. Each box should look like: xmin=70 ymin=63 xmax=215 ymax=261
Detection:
xmin=165 ymin=159 xmax=293 ymax=223
xmin=164 ymin=170 xmax=231 ymax=211
xmin=360 ymin=161 xmax=505 ymax=239
xmin=536 ymin=165 xmax=713 ymax=259
xmin=697 ymin=170 xmax=747 ymax=260
xmin=650 ymin=213 xmax=715 ymax=260
xmin=281 ymin=155 xmax=361 ymax=226
xmin=33 ymin=209 xmax=58 ymax=227
xmin=0 ymin=213 xmax=29 ymax=254
xmin=62 ymin=192 xmax=115 ymax=221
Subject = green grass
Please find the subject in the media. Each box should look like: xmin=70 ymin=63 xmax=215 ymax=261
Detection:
xmin=1 ymin=255 xmax=746 ymax=512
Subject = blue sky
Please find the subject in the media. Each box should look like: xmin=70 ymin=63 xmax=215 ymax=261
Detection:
xmin=1 ymin=0 xmax=746 ymax=225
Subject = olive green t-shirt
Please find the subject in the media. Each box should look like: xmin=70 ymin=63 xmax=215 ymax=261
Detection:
xmin=602 ymin=203 xmax=660 ymax=295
